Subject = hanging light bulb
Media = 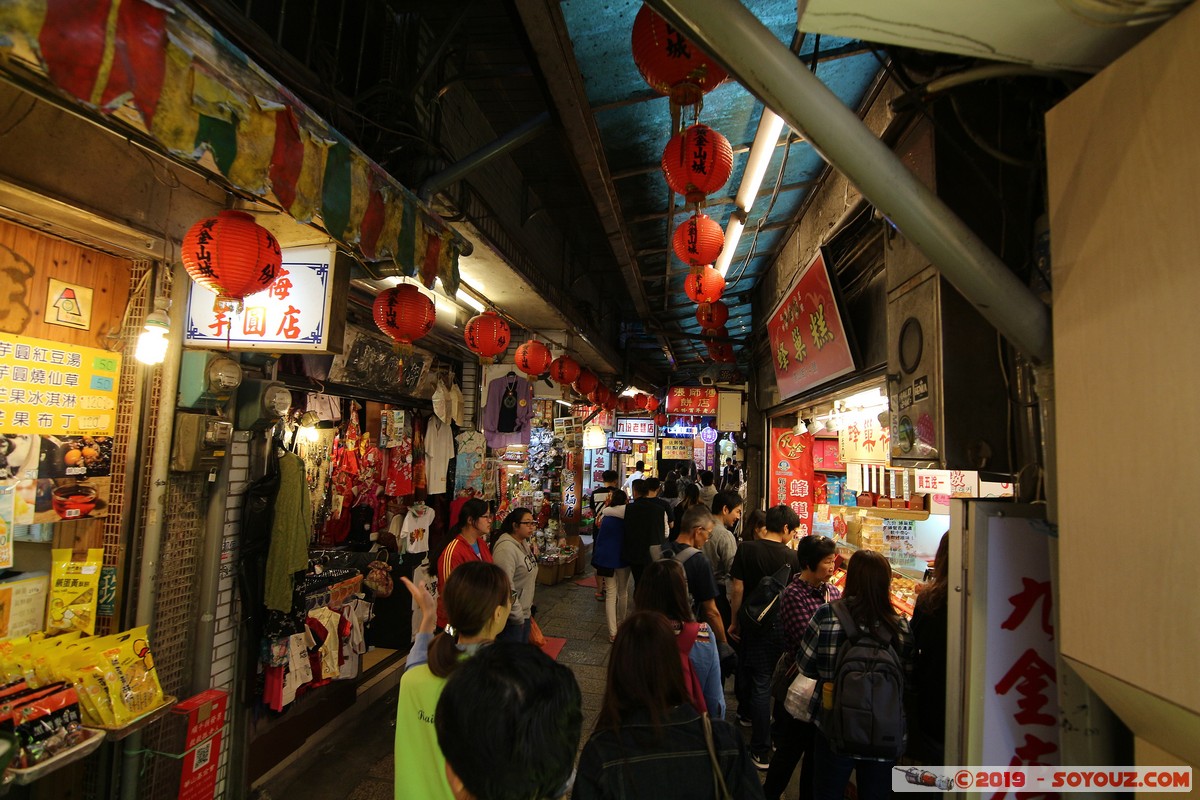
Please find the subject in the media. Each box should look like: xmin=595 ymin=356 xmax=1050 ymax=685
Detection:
xmin=135 ymin=298 xmax=171 ymax=365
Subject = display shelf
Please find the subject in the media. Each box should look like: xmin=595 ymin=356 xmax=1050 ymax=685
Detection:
xmin=89 ymin=696 xmax=177 ymax=741
xmin=826 ymin=504 xmax=930 ymax=521
xmin=814 ymin=467 xmax=846 ymax=473
xmin=833 ymin=540 xmax=927 ymax=583
xmin=7 ymin=728 xmax=106 ymax=785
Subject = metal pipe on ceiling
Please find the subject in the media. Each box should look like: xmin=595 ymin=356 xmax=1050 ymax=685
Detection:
xmin=418 ymin=111 xmax=551 ymax=202
xmin=646 ymin=0 xmax=1053 ymax=365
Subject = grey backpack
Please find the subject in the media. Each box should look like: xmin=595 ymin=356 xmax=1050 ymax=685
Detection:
xmin=827 ymin=599 xmax=907 ymax=760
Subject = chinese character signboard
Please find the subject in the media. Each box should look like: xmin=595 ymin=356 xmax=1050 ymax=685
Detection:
xmin=561 ymin=449 xmax=582 ymax=533
xmin=980 ymin=515 xmax=1060 ymax=773
xmin=837 ymin=411 xmax=891 ymax=465
xmin=0 ymin=334 xmax=120 ymax=436
xmin=665 ymin=386 xmax=718 ymax=415
xmin=661 ymin=438 xmax=692 ymax=460
xmin=185 ymin=244 xmax=336 ymax=351
xmin=614 ymin=417 xmax=657 ymax=439
xmin=770 ymin=427 xmax=816 ymax=538
xmin=766 ymin=250 xmax=856 ymax=400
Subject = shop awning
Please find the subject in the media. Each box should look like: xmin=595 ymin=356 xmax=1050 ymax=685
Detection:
xmin=0 ymin=0 xmax=467 ymax=294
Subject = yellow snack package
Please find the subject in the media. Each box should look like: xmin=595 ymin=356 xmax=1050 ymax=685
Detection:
xmin=29 ymin=631 xmax=82 ymax=687
xmin=60 ymin=638 xmax=119 ymax=728
xmin=98 ymin=626 xmax=165 ymax=725
xmin=48 ymin=549 xmax=103 ymax=636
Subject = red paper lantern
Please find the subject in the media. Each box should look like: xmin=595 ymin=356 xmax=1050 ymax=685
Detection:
xmin=514 ymin=340 xmax=553 ymax=377
xmin=646 ymin=396 xmax=661 ymax=412
xmin=696 ymin=300 xmax=730 ymax=329
xmin=549 ymin=355 xmax=581 ymax=386
xmin=182 ymin=210 xmax=282 ymax=310
xmin=631 ymin=5 xmax=727 ymax=106
xmin=617 ymin=395 xmax=637 ymax=413
xmin=602 ymin=390 xmax=619 ymax=411
xmin=684 ymin=266 xmax=726 ymax=304
xmin=635 ymin=393 xmax=650 ymax=410
xmin=575 ymin=370 xmax=598 ymax=395
xmin=673 ymin=213 xmax=724 ymax=267
xmin=464 ymin=311 xmax=511 ymax=364
xmin=373 ymin=284 xmax=435 ymax=356
xmin=707 ymin=340 xmax=736 ymax=363
xmin=662 ymin=124 xmax=733 ymax=204
xmin=655 ymin=412 xmax=668 ymax=427
xmin=702 ymin=326 xmax=727 ymax=341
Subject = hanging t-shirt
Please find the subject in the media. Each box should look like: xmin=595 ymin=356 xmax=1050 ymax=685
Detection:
xmin=400 ymin=505 xmax=436 ymax=555
xmin=425 ymin=416 xmax=455 ymax=495
xmin=483 ymin=374 xmax=533 ymax=450
xmin=453 ymin=431 xmax=486 ymax=494
xmin=385 ymin=411 xmax=414 ymax=498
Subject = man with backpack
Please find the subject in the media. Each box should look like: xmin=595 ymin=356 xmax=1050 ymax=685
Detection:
xmin=795 ymin=549 xmax=914 ymax=800
xmin=728 ymin=504 xmax=802 ymax=769
xmin=652 ymin=504 xmax=728 ymax=645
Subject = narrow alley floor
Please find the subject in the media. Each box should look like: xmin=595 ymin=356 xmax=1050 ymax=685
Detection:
xmin=261 ymin=565 xmax=799 ymax=799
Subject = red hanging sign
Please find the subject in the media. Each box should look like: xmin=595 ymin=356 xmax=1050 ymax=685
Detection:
xmin=766 ymin=250 xmax=855 ymax=400
xmin=770 ymin=427 xmax=816 ymax=538
xmin=665 ymin=386 xmax=718 ymax=415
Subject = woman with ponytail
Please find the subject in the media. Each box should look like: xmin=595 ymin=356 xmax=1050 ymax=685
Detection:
xmin=435 ymin=497 xmax=495 ymax=630
xmin=394 ymin=561 xmax=513 ymax=800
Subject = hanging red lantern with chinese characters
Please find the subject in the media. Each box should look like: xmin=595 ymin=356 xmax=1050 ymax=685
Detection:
xmin=708 ymin=339 xmax=736 ymax=363
xmin=602 ymin=389 xmax=619 ymax=411
xmin=549 ymin=354 xmax=581 ymax=386
xmin=617 ymin=395 xmax=637 ymax=414
xmin=684 ymin=266 xmax=726 ymax=304
xmin=464 ymin=310 xmax=511 ymax=364
xmin=514 ymin=339 xmax=553 ymax=377
xmin=635 ymin=393 xmax=650 ymax=410
xmin=696 ymin=300 xmax=729 ymax=329
xmin=182 ymin=210 xmax=282 ymax=311
xmin=655 ymin=411 xmax=668 ymax=427
xmin=646 ymin=396 xmax=661 ymax=412
xmin=662 ymin=124 xmax=733 ymax=204
xmin=575 ymin=370 xmax=598 ymax=396
xmin=631 ymin=4 xmax=727 ymax=107
xmin=673 ymin=213 xmax=724 ymax=267
xmin=373 ymin=284 xmax=435 ymax=358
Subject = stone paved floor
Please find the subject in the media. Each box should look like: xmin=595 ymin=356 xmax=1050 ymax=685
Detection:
xmin=268 ymin=567 xmax=800 ymax=799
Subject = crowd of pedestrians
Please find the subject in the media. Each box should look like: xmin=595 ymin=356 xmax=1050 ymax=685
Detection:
xmin=393 ymin=467 xmax=949 ymax=800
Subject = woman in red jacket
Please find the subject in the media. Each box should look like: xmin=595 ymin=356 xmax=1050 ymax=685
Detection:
xmin=435 ymin=498 xmax=494 ymax=630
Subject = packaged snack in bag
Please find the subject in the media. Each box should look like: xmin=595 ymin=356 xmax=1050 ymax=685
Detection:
xmin=11 ymin=684 xmax=84 ymax=766
xmin=60 ymin=640 xmax=118 ymax=728
xmin=99 ymin=626 xmax=165 ymax=725
xmin=48 ymin=549 xmax=103 ymax=636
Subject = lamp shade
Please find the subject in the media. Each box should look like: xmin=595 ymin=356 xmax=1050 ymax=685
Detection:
xmin=672 ymin=213 xmax=724 ymax=267
xmin=575 ymin=369 xmax=598 ymax=395
xmin=684 ymin=266 xmax=726 ymax=304
xmin=182 ymin=210 xmax=282 ymax=310
xmin=696 ymin=300 xmax=730 ymax=329
xmin=464 ymin=311 xmax=511 ymax=364
xmin=583 ymin=424 xmax=608 ymax=450
xmin=662 ymin=124 xmax=733 ymax=204
xmin=631 ymin=4 xmax=726 ymax=106
xmin=514 ymin=340 xmax=553 ymax=377
xmin=373 ymin=284 xmax=436 ymax=355
xmin=549 ymin=355 xmax=581 ymax=386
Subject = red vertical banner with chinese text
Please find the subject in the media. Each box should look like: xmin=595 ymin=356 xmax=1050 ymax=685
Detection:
xmin=979 ymin=515 xmax=1060 ymax=773
xmin=766 ymin=250 xmax=856 ymax=401
xmin=561 ymin=449 xmax=582 ymax=534
xmin=769 ymin=427 xmax=816 ymax=537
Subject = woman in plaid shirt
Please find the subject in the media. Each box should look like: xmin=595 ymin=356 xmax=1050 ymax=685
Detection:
xmin=797 ymin=549 xmax=915 ymax=800
xmin=763 ymin=535 xmax=841 ymax=800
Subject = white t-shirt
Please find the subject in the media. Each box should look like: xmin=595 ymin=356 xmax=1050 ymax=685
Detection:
xmin=399 ymin=505 xmax=436 ymax=554
xmin=622 ymin=470 xmax=644 ymax=493
xmin=425 ymin=416 xmax=455 ymax=495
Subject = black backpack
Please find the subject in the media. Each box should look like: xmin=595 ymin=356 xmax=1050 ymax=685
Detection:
xmin=736 ymin=562 xmax=792 ymax=636
xmin=827 ymin=599 xmax=907 ymax=760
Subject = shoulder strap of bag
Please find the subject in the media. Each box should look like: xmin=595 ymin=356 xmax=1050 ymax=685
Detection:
xmin=701 ymin=713 xmax=734 ymax=800
xmin=830 ymin=598 xmax=861 ymax=642
xmin=675 ymin=546 xmax=701 ymax=564
xmin=771 ymin=562 xmax=793 ymax=587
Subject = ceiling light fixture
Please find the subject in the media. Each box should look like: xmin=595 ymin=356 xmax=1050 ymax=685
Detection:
xmin=716 ymin=109 xmax=786 ymax=278
xmin=456 ymin=290 xmax=485 ymax=313
xmin=135 ymin=297 xmax=171 ymax=365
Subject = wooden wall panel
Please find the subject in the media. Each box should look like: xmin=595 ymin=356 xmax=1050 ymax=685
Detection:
xmin=0 ymin=218 xmax=132 ymax=348
xmin=1046 ymin=1 xmax=1200 ymax=717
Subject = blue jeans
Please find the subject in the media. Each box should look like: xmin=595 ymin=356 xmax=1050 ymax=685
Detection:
xmin=812 ymin=730 xmax=894 ymax=800
xmin=742 ymin=636 xmax=782 ymax=756
xmin=496 ymin=616 xmax=531 ymax=644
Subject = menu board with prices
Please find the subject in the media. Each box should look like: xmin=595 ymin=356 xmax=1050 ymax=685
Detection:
xmin=0 ymin=334 xmax=121 ymax=437
xmin=882 ymin=518 xmax=918 ymax=569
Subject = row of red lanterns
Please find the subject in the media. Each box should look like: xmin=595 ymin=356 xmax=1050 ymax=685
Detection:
xmin=631 ymin=4 xmax=737 ymax=367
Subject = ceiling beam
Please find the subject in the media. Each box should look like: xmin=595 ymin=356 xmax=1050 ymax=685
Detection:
xmin=514 ymin=0 xmax=676 ymax=371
